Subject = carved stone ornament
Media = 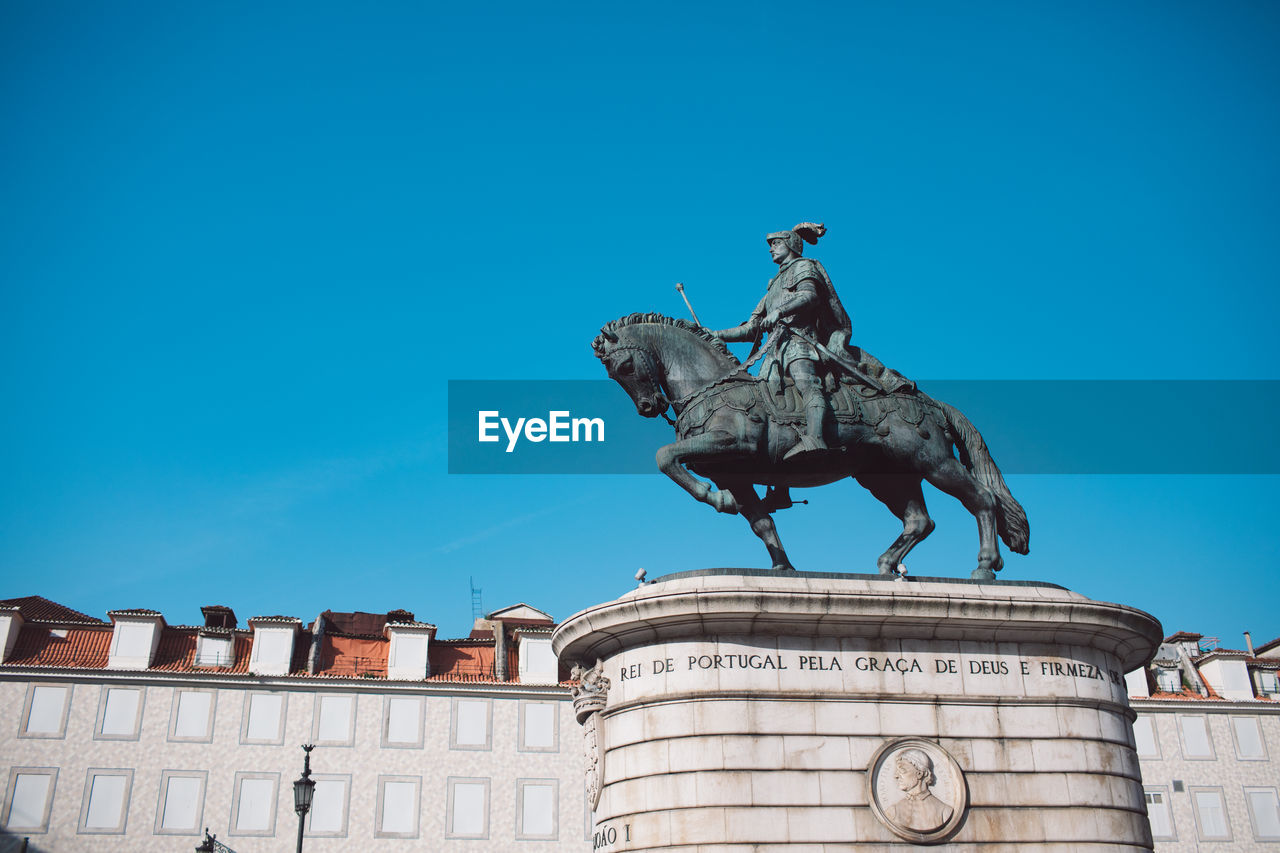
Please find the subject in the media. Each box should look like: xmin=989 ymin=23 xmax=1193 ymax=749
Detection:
xmin=867 ymin=737 xmax=968 ymax=843
xmin=569 ymin=659 xmax=610 ymax=810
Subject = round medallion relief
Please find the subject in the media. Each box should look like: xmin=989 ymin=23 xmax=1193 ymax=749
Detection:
xmin=867 ymin=737 xmax=968 ymax=843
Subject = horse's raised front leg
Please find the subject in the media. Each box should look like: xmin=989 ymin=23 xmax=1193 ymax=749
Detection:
xmin=655 ymin=431 xmax=749 ymax=514
xmin=728 ymin=484 xmax=794 ymax=571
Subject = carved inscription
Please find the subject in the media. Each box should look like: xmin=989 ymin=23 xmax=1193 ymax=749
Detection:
xmin=616 ymin=647 xmax=1123 ymax=690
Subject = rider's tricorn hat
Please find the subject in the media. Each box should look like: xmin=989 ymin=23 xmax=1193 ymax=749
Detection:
xmin=766 ymin=222 xmax=827 ymax=255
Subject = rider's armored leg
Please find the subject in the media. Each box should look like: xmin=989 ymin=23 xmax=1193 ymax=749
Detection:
xmin=784 ymin=359 xmax=828 ymax=459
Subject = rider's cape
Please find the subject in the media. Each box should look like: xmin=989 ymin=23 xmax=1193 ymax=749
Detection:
xmin=758 ymin=257 xmax=915 ymax=396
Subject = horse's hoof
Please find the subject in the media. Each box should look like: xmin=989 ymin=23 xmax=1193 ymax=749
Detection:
xmin=970 ymin=567 xmax=996 ymax=581
xmin=773 ymin=564 xmax=796 ymax=572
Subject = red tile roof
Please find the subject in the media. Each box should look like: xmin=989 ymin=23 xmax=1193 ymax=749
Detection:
xmin=6 ymin=625 xmax=111 ymax=667
xmin=0 ymin=596 xmax=104 ymax=624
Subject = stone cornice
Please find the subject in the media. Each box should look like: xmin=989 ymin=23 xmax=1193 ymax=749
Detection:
xmin=0 ymin=667 xmax=570 ymax=699
xmin=553 ymin=572 xmax=1162 ymax=672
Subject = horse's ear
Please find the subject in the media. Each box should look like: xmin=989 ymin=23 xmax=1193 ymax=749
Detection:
xmin=601 ymin=329 xmax=618 ymax=343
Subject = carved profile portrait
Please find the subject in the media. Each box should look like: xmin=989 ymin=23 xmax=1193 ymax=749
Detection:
xmin=868 ymin=738 xmax=967 ymax=842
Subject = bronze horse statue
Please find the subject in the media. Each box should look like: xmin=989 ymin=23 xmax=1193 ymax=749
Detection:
xmin=593 ymin=313 xmax=1029 ymax=579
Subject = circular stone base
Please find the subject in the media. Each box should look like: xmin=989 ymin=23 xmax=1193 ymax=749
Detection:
xmin=553 ymin=570 xmax=1161 ymax=851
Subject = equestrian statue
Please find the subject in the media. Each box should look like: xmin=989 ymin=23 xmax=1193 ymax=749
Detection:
xmin=593 ymin=222 xmax=1029 ymax=579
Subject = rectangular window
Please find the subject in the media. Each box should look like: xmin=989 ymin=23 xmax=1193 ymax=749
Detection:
xmin=1131 ymin=715 xmax=1158 ymax=758
xmin=446 ymin=777 xmax=490 ymax=839
xmin=306 ymin=775 xmax=350 ymax=837
xmin=1192 ymin=787 xmax=1231 ymax=841
xmin=254 ymin=629 xmax=292 ymax=663
xmin=3 ymin=768 xmax=57 ymax=833
xmin=96 ymin=687 xmax=143 ymax=740
xmin=1157 ymin=667 xmax=1181 ymax=692
xmin=1232 ymin=716 xmax=1266 ymax=759
xmin=20 ymin=684 xmax=71 ymax=738
xmin=155 ymin=771 xmax=206 ymax=835
xmin=383 ymin=696 xmax=423 ymax=748
xmin=1259 ymin=670 xmax=1280 ymax=696
xmin=170 ymin=689 xmax=215 ymax=742
xmin=230 ymin=773 xmax=279 ymax=836
xmin=78 ymin=769 xmax=132 ymax=834
xmin=1247 ymin=787 xmax=1280 ymax=841
xmin=520 ymin=701 xmax=558 ymax=751
xmin=113 ymin=622 xmax=153 ymax=658
xmin=1144 ymin=788 xmax=1174 ymax=840
xmin=520 ymin=637 xmax=559 ymax=683
xmin=195 ymin=634 xmax=233 ymax=667
xmin=1179 ymin=715 xmax=1214 ymax=758
xmin=376 ymin=776 xmax=420 ymax=838
xmin=313 ymin=694 xmax=355 ymax=745
xmin=241 ymin=692 xmax=286 ymax=744
xmin=517 ymin=779 xmax=558 ymax=840
xmin=451 ymin=698 xmax=491 ymax=749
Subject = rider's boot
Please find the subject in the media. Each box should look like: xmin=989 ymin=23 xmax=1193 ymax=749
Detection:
xmin=785 ymin=395 xmax=829 ymax=460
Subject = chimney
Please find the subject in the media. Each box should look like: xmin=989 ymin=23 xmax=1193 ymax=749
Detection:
xmin=107 ymin=609 xmax=166 ymax=670
xmin=1245 ymin=631 xmax=1256 ymax=656
xmin=201 ymin=605 xmax=238 ymax=630
xmin=247 ymin=616 xmax=302 ymax=676
xmin=0 ymin=606 xmax=24 ymax=662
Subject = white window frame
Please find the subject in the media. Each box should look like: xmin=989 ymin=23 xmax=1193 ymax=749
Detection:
xmin=1190 ymin=786 xmax=1232 ymax=842
xmin=168 ymin=688 xmax=217 ymax=743
xmin=450 ymin=697 xmax=492 ymax=750
xmin=445 ymin=776 xmax=490 ymax=839
xmin=1131 ymin=714 xmax=1159 ymax=758
xmin=382 ymin=695 xmax=425 ymax=748
xmin=375 ymin=775 xmax=421 ymax=839
xmin=228 ymin=771 xmax=280 ymax=837
xmin=18 ymin=683 xmax=72 ymax=739
xmin=240 ymin=691 xmax=287 ymax=745
xmin=154 ymin=770 xmax=207 ymax=836
xmin=1231 ymin=715 xmax=1268 ymax=760
xmin=1144 ymin=786 xmax=1175 ymax=841
xmin=1245 ymin=786 xmax=1280 ymax=842
xmin=515 ymin=778 xmax=559 ymax=841
xmin=519 ymin=700 xmax=560 ymax=752
xmin=1257 ymin=669 xmax=1280 ymax=696
xmin=77 ymin=768 xmax=133 ymax=835
xmin=305 ymin=774 xmax=352 ymax=839
xmin=1178 ymin=714 xmax=1215 ymax=759
xmin=94 ymin=686 xmax=145 ymax=741
xmin=2 ymin=767 xmax=58 ymax=834
xmin=194 ymin=633 xmax=234 ymax=668
xmin=311 ymin=693 xmax=357 ymax=747
xmin=1156 ymin=667 xmax=1182 ymax=692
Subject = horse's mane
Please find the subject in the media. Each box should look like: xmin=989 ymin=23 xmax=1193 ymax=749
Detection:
xmin=592 ymin=312 xmax=741 ymax=365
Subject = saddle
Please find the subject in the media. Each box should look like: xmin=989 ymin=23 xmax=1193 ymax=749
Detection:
xmin=676 ymin=373 xmax=930 ymax=440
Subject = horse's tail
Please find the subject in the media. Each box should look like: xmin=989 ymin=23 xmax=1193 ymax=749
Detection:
xmin=936 ymin=399 xmax=1030 ymax=555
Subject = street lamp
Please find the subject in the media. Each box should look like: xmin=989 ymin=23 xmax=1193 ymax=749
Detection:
xmin=293 ymin=744 xmax=316 ymax=853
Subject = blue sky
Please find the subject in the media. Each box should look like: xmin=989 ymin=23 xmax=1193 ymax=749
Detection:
xmin=2 ymin=2 xmax=1277 ymax=646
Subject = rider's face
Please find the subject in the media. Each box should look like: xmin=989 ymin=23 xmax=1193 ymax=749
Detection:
xmin=769 ymin=238 xmax=792 ymax=264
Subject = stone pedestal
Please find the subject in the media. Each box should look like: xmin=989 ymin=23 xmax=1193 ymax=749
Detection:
xmin=552 ymin=570 xmax=1162 ymax=852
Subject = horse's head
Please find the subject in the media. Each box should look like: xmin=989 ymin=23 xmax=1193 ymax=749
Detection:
xmin=593 ymin=317 xmax=670 ymax=419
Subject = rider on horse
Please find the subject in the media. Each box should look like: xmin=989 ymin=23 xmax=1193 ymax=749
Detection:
xmin=712 ymin=222 xmax=913 ymax=461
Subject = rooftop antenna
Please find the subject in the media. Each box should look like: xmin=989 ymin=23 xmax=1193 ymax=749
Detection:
xmin=470 ymin=577 xmax=484 ymax=622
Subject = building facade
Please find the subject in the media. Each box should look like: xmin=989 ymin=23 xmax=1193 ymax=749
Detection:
xmin=0 ymin=596 xmax=592 ymax=852
xmin=1130 ymin=631 xmax=1280 ymax=850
